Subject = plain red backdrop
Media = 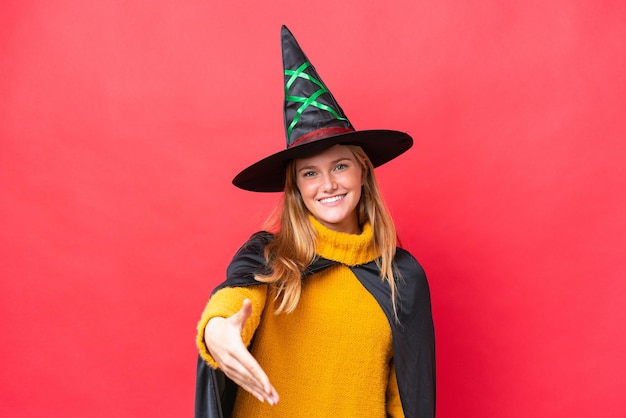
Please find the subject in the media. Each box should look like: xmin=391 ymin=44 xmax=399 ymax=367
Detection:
xmin=1 ymin=0 xmax=625 ymax=416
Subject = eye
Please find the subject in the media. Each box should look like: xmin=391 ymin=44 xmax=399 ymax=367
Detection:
xmin=334 ymin=163 xmax=348 ymax=171
xmin=302 ymin=170 xmax=317 ymax=178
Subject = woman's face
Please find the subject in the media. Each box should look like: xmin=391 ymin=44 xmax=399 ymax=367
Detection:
xmin=294 ymin=145 xmax=363 ymax=234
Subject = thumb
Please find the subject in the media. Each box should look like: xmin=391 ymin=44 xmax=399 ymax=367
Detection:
xmin=232 ymin=298 xmax=253 ymax=331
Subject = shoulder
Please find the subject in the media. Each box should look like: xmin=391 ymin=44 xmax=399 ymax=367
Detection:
xmin=225 ymin=231 xmax=275 ymax=279
xmin=394 ymin=247 xmax=426 ymax=278
xmin=232 ymin=230 xmax=275 ymax=261
xmin=236 ymin=231 xmax=275 ymax=254
xmin=393 ymin=247 xmax=430 ymax=293
xmin=211 ymin=232 xmax=275 ymax=294
xmin=393 ymin=248 xmax=434 ymax=325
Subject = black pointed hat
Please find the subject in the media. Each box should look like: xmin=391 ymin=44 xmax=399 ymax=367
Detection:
xmin=232 ymin=25 xmax=413 ymax=192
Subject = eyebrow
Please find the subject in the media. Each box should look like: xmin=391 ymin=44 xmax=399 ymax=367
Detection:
xmin=296 ymin=157 xmax=353 ymax=173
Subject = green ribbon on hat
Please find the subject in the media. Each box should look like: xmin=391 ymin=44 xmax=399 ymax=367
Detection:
xmin=285 ymin=61 xmax=347 ymax=140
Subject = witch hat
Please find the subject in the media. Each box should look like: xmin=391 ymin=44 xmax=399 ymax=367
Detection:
xmin=232 ymin=25 xmax=413 ymax=192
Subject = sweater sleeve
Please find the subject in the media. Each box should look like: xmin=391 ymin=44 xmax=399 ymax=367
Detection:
xmin=386 ymin=362 xmax=405 ymax=418
xmin=195 ymin=285 xmax=268 ymax=368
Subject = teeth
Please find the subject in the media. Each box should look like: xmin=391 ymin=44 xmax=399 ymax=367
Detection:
xmin=320 ymin=195 xmax=344 ymax=203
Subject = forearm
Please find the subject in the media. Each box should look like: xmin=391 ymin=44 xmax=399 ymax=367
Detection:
xmin=196 ymin=285 xmax=268 ymax=367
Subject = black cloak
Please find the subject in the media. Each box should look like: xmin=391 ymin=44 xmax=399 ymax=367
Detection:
xmin=194 ymin=232 xmax=436 ymax=418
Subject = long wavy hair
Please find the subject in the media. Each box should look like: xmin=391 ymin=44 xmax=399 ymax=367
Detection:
xmin=256 ymin=145 xmax=399 ymax=315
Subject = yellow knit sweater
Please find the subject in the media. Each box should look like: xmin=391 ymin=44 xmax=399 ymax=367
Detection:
xmin=196 ymin=217 xmax=404 ymax=417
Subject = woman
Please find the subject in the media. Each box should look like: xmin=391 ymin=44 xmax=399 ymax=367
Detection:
xmin=195 ymin=26 xmax=435 ymax=418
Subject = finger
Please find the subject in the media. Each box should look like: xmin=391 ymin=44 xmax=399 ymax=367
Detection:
xmin=222 ymin=362 xmax=276 ymax=404
xmin=223 ymin=347 xmax=279 ymax=404
xmin=232 ymin=298 xmax=253 ymax=331
xmin=221 ymin=363 xmax=267 ymax=403
xmin=230 ymin=347 xmax=271 ymax=391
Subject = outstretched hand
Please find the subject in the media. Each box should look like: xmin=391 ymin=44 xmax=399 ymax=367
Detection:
xmin=204 ymin=299 xmax=279 ymax=406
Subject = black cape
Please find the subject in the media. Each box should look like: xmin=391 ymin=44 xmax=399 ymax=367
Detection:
xmin=195 ymin=232 xmax=435 ymax=418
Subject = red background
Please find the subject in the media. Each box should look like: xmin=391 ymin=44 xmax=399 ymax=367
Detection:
xmin=2 ymin=1 xmax=625 ymax=416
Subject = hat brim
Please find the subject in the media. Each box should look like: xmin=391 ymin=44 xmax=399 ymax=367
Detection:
xmin=232 ymin=129 xmax=413 ymax=192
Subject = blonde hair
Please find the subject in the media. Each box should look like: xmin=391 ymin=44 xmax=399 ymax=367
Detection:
xmin=257 ymin=145 xmax=399 ymax=315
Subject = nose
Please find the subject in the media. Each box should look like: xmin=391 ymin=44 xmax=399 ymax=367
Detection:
xmin=321 ymin=172 xmax=337 ymax=192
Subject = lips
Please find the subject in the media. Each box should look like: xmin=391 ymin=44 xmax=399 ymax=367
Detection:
xmin=318 ymin=194 xmax=346 ymax=204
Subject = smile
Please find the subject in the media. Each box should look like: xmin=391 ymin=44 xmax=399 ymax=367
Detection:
xmin=318 ymin=194 xmax=346 ymax=204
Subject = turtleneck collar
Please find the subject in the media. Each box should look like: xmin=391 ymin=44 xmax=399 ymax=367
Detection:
xmin=309 ymin=214 xmax=380 ymax=266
